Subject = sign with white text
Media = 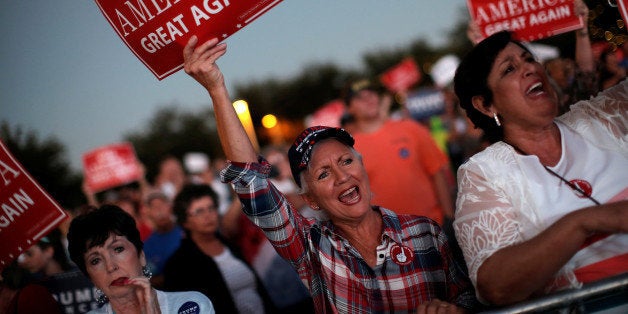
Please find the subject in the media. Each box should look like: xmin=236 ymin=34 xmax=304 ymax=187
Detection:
xmin=405 ymin=88 xmax=446 ymax=121
xmin=40 ymin=270 xmax=98 ymax=314
xmin=380 ymin=58 xmax=421 ymax=93
xmin=82 ymin=142 xmax=142 ymax=193
xmin=0 ymin=141 xmax=68 ymax=270
xmin=94 ymin=0 xmax=284 ymax=80
xmin=467 ymin=0 xmax=583 ymax=42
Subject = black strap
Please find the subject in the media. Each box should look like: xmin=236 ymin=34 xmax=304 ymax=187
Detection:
xmin=505 ymin=141 xmax=601 ymax=206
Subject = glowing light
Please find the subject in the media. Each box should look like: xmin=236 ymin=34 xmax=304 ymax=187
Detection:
xmin=232 ymin=99 xmax=259 ymax=151
xmin=261 ymin=114 xmax=278 ymax=129
xmin=233 ymin=100 xmax=249 ymax=114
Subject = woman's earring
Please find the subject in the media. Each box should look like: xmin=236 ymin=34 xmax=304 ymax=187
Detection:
xmin=493 ymin=112 xmax=501 ymax=127
xmin=95 ymin=288 xmax=108 ymax=305
xmin=142 ymin=265 xmax=153 ymax=279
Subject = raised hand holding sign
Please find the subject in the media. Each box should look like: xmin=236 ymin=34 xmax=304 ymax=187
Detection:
xmin=95 ymin=0 xmax=283 ymax=79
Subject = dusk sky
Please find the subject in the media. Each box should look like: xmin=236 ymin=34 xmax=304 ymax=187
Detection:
xmin=1 ymin=1 xmax=466 ymax=171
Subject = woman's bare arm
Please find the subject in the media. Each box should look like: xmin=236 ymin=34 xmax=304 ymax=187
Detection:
xmin=183 ymin=36 xmax=257 ymax=163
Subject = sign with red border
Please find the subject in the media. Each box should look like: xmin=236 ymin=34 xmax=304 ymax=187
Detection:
xmin=82 ymin=142 xmax=142 ymax=193
xmin=0 ymin=141 xmax=68 ymax=270
xmin=94 ymin=0 xmax=284 ymax=80
xmin=307 ymin=99 xmax=346 ymax=128
xmin=618 ymin=0 xmax=628 ymax=29
xmin=467 ymin=0 xmax=584 ymax=42
xmin=380 ymin=58 xmax=421 ymax=93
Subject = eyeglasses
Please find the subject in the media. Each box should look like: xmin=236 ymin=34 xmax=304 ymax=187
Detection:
xmin=187 ymin=205 xmax=217 ymax=217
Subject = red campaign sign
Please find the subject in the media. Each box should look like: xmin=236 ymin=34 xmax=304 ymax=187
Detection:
xmin=619 ymin=0 xmax=628 ymax=29
xmin=307 ymin=99 xmax=346 ymax=128
xmin=94 ymin=0 xmax=284 ymax=80
xmin=380 ymin=58 xmax=421 ymax=93
xmin=0 ymin=141 xmax=68 ymax=270
xmin=82 ymin=142 xmax=142 ymax=193
xmin=467 ymin=0 xmax=584 ymax=42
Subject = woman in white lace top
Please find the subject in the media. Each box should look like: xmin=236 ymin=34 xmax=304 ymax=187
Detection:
xmin=452 ymin=30 xmax=628 ymax=306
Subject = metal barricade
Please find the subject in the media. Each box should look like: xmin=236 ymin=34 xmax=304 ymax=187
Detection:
xmin=481 ymin=272 xmax=628 ymax=314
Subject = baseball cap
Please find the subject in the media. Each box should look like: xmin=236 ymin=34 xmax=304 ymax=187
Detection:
xmin=183 ymin=152 xmax=209 ymax=174
xmin=144 ymin=189 xmax=170 ymax=204
xmin=343 ymin=78 xmax=382 ymax=104
xmin=288 ymin=126 xmax=355 ymax=188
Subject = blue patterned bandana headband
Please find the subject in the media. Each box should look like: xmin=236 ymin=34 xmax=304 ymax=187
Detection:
xmin=288 ymin=126 xmax=355 ymax=188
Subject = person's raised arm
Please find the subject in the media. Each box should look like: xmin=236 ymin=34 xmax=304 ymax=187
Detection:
xmin=574 ymin=0 xmax=594 ymax=73
xmin=82 ymin=179 xmax=99 ymax=207
xmin=183 ymin=36 xmax=257 ymax=163
xmin=466 ymin=19 xmax=483 ymax=46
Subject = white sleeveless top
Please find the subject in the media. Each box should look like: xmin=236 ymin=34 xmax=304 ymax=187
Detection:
xmin=214 ymin=248 xmax=265 ymax=314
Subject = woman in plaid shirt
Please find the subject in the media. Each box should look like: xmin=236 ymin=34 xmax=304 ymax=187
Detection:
xmin=182 ymin=36 xmax=477 ymax=314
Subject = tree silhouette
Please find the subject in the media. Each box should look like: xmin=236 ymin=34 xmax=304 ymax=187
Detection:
xmin=123 ymin=105 xmax=221 ymax=184
xmin=0 ymin=122 xmax=82 ymax=208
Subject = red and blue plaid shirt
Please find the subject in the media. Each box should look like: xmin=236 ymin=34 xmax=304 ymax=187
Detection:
xmin=221 ymin=157 xmax=477 ymax=313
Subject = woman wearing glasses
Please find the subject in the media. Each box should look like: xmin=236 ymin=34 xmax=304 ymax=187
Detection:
xmin=162 ymin=184 xmax=275 ymax=313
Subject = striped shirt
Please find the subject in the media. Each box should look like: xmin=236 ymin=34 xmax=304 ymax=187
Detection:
xmin=221 ymin=157 xmax=477 ymax=313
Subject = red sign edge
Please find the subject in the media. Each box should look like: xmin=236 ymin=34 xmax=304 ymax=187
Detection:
xmin=93 ymin=0 xmax=284 ymax=80
xmin=619 ymin=0 xmax=628 ymax=28
xmin=465 ymin=0 xmax=584 ymax=42
xmin=0 ymin=140 xmax=68 ymax=268
xmin=93 ymin=0 xmax=166 ymax=80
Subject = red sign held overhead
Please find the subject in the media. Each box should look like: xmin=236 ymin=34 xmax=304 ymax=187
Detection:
xmin=618 ymin=0 xmax=628 ymax=29
xmin=380 ymin=58 xmax=421 ymax=93
xmin=307 ymin=99 xmax=346 ymax=128
xmin=82 ymin=142 xmax=143 ymax=193
xmin=467 ymin=0 xmax=584 ymax=42
xmin=94 ymin=0 xmax=284 ymax=80
xmin=0 ymin=141 xmax=68 ymax=270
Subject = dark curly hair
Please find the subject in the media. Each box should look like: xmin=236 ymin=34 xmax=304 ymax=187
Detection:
xmin=454 ymin=31 xmax=531 ymax=143
xmin=173 ymin=184 xmax=219 ymax=230
xmin=67 ymin=205 xmax=143 ymax=276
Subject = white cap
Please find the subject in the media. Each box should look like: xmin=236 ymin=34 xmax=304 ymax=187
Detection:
xmin=183 ymin=152 xmax=209 ymax=174
xmin=431 ymin=54 xmax=460 ymax=88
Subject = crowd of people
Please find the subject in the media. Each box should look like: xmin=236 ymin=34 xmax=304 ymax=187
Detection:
xmin=1 ymin=1 xmax=626 ymax=312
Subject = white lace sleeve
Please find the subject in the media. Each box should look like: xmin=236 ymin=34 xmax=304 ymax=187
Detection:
xmin=453 ymin=157 xmax=523 ymax=288
xmin=558 ymin=79 xmax=628 ymax=156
